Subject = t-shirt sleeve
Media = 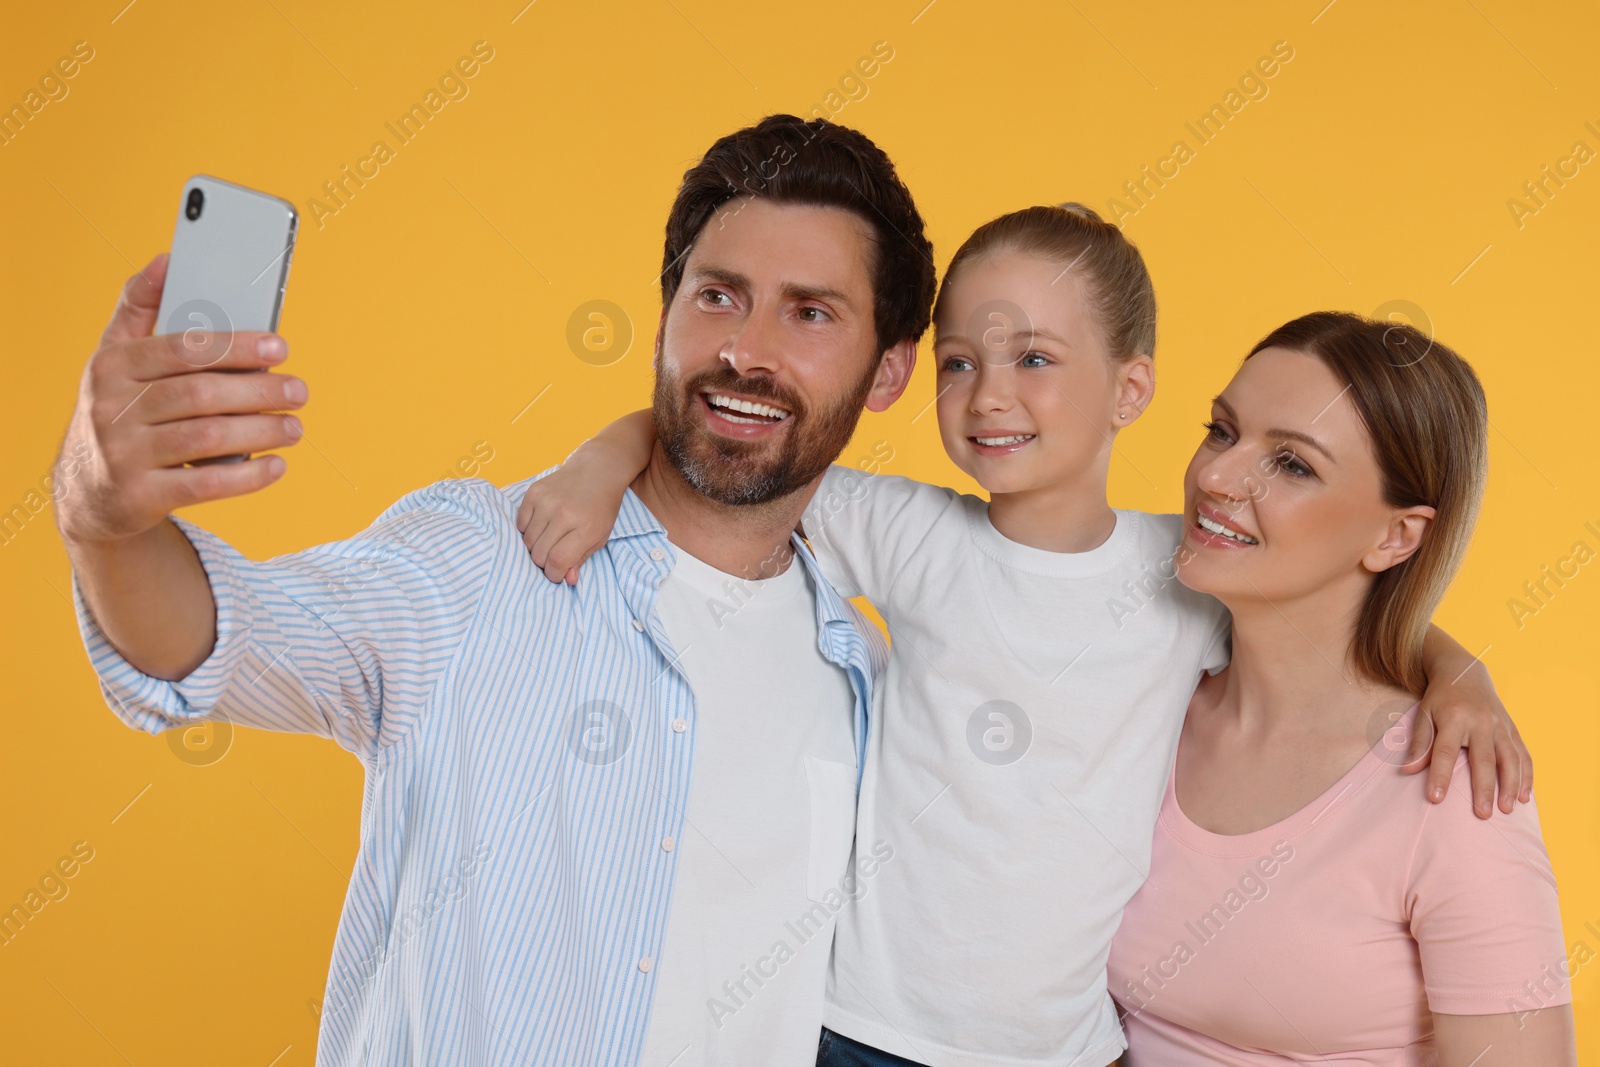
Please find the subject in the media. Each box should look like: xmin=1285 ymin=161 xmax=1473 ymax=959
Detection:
xmin=1406 ymin=758 xmax=1570 ymax=1015
xmin=800 ymin=465 xmax=956 ymax=604
xmin=1199 ymin=596 xmax=1232 ymax=675
xmin=1148 ymin=512 xmax=1231 ymax=675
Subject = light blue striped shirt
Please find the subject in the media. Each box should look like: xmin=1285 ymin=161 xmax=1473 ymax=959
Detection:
xmin=71 ymin=472 xmax=886 ymax=1065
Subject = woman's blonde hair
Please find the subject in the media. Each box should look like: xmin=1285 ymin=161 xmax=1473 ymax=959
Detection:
xmin=932 ymin=202 xmax=1156 ymax=361
xmin=1247 ymin=312 xmax=1490 ymax=694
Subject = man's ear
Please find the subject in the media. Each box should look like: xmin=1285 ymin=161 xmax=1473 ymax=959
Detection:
xmin=1363 ymin=505 xmax=1437 ymax=573
xmin=865 ymin=338 xmax=917 ymax=413
xmin=653 ymin=306 xmax=668 ymax=363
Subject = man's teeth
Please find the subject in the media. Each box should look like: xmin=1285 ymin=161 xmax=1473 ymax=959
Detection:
xmin=707 ymin=393 xmax=790 ymax=422
xmin=1197 ymin=514 xmax=1258 ymax=544
xmin=975 ymin=434 xmax=1034 ymax=446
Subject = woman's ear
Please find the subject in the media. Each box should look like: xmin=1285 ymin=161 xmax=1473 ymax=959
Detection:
xmin=1114 ymin=354 xmax=1155 ymax=426
xmin=1363 ymin=505 xmax=1437 ymax=573
xmin=865 ymin=338 xmax=918 ymax=412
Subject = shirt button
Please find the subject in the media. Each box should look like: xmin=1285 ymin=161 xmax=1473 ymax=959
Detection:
xmin=661 ymin=836 xmax=675 ymax=852
xmin=649 ymin=547 xmax=666 ymax=561
xmin=631 ymin=618 xmax=645 ymax=632
xmin=671 ymin=718 xmax=687 ymax=733
xmin=638 ymin=956 xmax=654 ymax=973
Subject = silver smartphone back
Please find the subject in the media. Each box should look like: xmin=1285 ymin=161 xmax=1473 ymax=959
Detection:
xmin=156 ymin=174 xmax=298 ymax=464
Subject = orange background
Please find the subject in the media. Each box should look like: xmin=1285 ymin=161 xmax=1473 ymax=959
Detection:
xmin=1 ymin=0 xmax=1595 ymax=1061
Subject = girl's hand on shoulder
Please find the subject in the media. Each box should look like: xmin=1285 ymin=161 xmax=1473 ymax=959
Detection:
xmin=1405 ymin=655 xmax=1531 ymax=818
xmin=516 ymin=461 xmax=625 ymax=584
xmin=517 ymin=411 xmax=657 ymax=584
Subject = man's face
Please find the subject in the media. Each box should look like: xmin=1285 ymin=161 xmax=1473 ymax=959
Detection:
xmin=653 ymin=197 xmax=885 ymax=506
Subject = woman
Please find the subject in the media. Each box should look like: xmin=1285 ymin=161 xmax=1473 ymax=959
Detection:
xmin=1106 ymin=312 xmax=1576 ymax=1064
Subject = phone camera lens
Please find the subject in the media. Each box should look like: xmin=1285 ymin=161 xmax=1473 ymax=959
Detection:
xmin=185 ymin=187 xmax=204 ymax=221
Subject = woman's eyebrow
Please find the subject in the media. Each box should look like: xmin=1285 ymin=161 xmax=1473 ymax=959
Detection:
xmin=1212 ymin=395 xmax=1337 ymax=461
xmin=1270 ymin=428 xmax=1336 ymax=461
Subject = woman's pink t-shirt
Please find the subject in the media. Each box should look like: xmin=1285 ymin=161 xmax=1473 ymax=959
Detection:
xmin=1106 ymin=706 xmax=1571 ymax=1065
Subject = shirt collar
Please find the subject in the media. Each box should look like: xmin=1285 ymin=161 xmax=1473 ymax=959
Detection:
xmin=609 ymin=487 xmax=856 ymax=631
xmin=609 ymin=486 xmax=669 ymax=542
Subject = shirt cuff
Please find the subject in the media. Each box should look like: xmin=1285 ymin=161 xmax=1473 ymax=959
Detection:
xmin=71 ymin=516 xmax=257 ymax=734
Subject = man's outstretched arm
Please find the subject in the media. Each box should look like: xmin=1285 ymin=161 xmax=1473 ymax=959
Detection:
xmin=56 ymin=252 xmax=306 ymax=680
xmin=57 ymin=255 xmax=504 ymax=758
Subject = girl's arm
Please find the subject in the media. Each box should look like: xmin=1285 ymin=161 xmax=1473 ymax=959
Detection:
xmin=1433 ymin=1008 xmax=1577 ymax=1067
xmin=518 ymin=412 xmax=945 ymax=604
xmin=517 ymin=410 xmax=654 ymax=583
xmin=1410 ymin=625 xmax=1533 ymax=816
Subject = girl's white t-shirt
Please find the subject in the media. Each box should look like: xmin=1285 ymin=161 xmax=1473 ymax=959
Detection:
xmin=803 ymin=466 xmax=1231 ymax=1067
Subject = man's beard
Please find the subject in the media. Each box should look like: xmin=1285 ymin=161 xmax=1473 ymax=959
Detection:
xmin=652 ymin=357 xmax=877 ymax=507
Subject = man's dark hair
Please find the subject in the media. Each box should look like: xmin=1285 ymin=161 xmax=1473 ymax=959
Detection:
xmin=660 ymin=114 xmax=936 ymax=356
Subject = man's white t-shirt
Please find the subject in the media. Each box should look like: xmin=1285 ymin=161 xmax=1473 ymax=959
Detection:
xmin=803 ymin=467 xmax=1231 ymax=1067
xmin=639 ymin=543 xmax=860 ymax=1067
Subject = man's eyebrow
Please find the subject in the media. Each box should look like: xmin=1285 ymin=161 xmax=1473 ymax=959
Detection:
xmin=686 ymin=266 xmax=751 ymax=291
xmin=685 ymin=267 xmax=855 ymax=311
xmin=1211 ymin=394 xmax=1337 ymax=461
xmin=783 ymin=282 xmax=854 ymax=310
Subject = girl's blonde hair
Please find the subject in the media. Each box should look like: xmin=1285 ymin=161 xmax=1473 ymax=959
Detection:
xmin=932 ymin=202 xmax=1157 ymax=361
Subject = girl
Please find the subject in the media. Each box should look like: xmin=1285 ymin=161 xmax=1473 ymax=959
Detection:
xmin=515 ymin=204 xmax=1529 ymax=1066
xmin=1105 ymin=313 xmax=1575 ymax=1064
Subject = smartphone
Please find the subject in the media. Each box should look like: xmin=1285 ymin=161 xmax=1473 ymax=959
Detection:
xmin=156 ymin=174 xmax=298 ymax=465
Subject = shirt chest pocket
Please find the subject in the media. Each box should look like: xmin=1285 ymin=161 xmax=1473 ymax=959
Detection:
xmin=805 ymin=757 xmax=858 ymax=902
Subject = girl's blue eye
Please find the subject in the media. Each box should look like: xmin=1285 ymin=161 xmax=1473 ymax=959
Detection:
xmin=1019 ymin=352 xmax=1050 ymax=368
xmin=942 ymin=356 xmax=974 ymax=372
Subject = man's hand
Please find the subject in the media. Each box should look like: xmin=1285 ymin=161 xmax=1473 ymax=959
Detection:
xmin=54 ymin=252 xmax=308 ymax=547
xmin=54 ymin=253 xmax=310 ymax=682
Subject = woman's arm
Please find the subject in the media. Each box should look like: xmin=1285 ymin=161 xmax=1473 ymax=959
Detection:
xmin=517 ymin=409 xmax=654 ymax=583
xmin=1433 ymin=1006 xmax=1577 ymax=1066
xmin=1410 ymin=624 xmax=1533 ymax=816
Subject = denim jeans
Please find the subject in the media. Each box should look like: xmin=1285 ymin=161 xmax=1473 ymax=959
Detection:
xmin=816 ymin=1027 xmax=930 ymax=1067
xmin=816 ymin=1027 xmax=1122 ymax=1067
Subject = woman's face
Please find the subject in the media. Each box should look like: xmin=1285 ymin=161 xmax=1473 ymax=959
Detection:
xmin=932 ymin=251 xmax=1142 ymax=495
xmin=1176 ymin=347 xmax=1432 ymax=608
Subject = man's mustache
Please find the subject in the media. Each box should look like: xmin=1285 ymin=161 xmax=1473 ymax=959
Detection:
xmin=682 ymin=366 xmax=806 ymax=418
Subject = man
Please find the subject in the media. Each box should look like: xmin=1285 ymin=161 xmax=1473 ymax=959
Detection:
xmin=55 ymin=114 xmax=936 ymax=1065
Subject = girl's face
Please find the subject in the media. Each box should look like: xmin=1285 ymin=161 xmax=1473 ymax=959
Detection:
xmin=1176 ymin=347 xmax=1433 ymax=608
xmin=933 ymin=251 xmax=1147 ymax=495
